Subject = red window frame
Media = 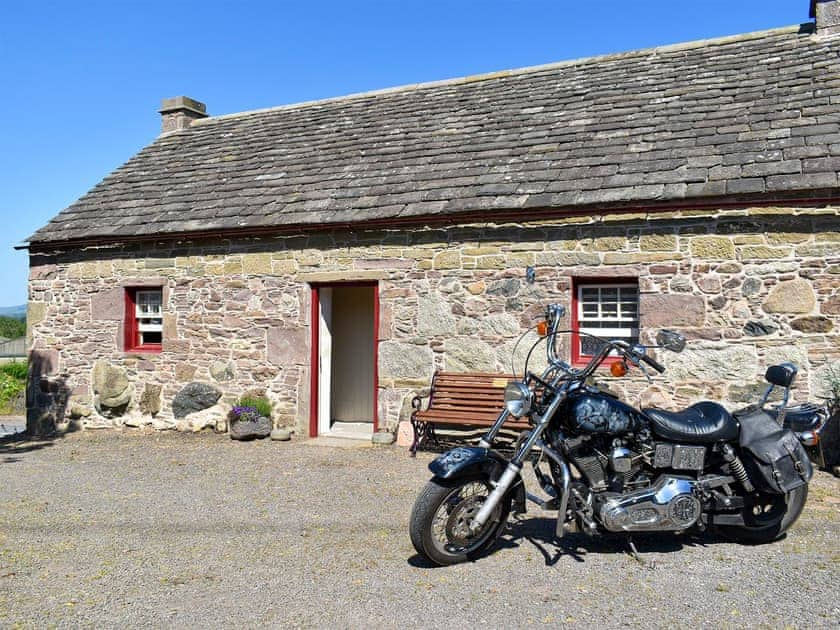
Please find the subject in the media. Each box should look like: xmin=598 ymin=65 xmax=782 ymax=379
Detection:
xmin=570 ymin=278 xmax=639 ymax=367
xmin=124 ymin=287 xmax=163 ymax=353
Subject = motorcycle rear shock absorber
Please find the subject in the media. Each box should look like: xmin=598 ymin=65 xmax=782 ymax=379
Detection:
xmin=721 ymin=444 xmax=755 ymax=493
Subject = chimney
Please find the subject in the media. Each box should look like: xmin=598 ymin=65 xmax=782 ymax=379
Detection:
xmin=159 ymin=96 xmax=208 ymax=133
xmin=811 ymin=0 xmax=840 ymax=36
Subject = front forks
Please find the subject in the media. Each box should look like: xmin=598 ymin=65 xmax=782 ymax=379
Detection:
xmin=470 ymin=394 xmax=568 ymax=533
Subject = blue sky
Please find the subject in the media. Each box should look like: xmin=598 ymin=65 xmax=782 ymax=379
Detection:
xmin=0 ymin=0 xmax=808 ymax=306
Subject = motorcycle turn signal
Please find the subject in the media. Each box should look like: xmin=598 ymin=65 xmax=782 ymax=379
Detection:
xmin=536 ymin=321 xmax=548 ymax=336
xmin=610 ymin=361 xmax=628 ymax=377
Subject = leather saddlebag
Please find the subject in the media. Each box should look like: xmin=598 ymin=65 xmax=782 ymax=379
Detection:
xmin=735 ymin=407 xmax=813 ymax=494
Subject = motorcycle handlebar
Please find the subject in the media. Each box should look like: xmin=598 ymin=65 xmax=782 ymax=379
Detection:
xmin=540 ymin=303 xmax=667 ymax=377
xmin=545 ymin=304 xmax=564 ymax=366
xmin=639 ymin=353 xmax=666 ymax=374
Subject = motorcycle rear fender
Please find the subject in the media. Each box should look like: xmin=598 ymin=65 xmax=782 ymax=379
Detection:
xmin=429 ymin=446 xmax=527 ymax=513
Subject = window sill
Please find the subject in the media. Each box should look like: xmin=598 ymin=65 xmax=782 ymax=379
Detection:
xmin=572 ymin=355 xmax=625 ymax=368
xmin=125 ymin=345 xmax=162 ymax=355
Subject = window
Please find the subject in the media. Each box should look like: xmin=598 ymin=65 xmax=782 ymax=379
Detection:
xmin=572 ymin=280 xmax=639 ymax=365
xmin=125 ymin=288 xmax=163 ymax=352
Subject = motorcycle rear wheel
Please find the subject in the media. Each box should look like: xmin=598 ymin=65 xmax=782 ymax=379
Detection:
xmin=409 ymin=475 xmax=510 ymax=566
xmin=715 ymin=484 xmax=808 ymax=544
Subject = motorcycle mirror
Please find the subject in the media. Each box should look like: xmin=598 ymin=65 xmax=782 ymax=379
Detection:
xmin=547 ymin=304 xmax=566 ymax=320
xmin=656 ymin=329 xmax=686 ymax=353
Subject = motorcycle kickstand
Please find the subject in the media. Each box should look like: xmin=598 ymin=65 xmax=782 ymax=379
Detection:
xmin=625 ymin=536 xmax=655 ymax=569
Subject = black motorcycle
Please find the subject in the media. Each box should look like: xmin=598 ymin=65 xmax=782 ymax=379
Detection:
xmin=409 ymin=304 xmax=827 ymax=566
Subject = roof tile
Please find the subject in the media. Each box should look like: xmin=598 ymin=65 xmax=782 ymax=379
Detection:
xmin=29 ymin=24 xmax=840 ymax=245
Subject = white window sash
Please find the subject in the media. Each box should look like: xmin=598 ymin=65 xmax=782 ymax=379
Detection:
xmin=577 ymin=282 xmax=639 ymax=357
xmin=133 ymin=289 xmax=163 ymax=346
xmin=135 ymin=290 xmax=163 ymax=318
xmin=579 ymin=327 xmax=639 ymax=338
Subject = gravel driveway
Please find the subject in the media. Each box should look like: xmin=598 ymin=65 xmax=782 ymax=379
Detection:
xmin=1 ymin=430 xmax=838 ymax=629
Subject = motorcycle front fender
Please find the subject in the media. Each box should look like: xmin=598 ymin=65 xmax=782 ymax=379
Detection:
xmin=428 ymin=446 xmax=527 ymax=513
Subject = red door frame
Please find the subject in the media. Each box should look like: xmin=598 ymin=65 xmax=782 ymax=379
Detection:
xmin=309 ymin=281 xmax=380 ymax=437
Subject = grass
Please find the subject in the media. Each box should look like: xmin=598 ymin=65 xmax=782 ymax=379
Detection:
xmin=234 ymin=395 xmax=272 ymax=418
xmin=0 ymin=362 xmax=26 ymax=415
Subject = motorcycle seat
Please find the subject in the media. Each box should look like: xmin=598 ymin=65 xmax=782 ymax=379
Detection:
xmin=643 ymin=401 xmax=740 ymax=444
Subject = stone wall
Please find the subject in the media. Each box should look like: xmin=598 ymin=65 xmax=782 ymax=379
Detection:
xmin=27 ymin=206 xmax=840 ymax=437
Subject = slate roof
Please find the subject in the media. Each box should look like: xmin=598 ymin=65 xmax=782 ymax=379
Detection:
xmin=28 ymin=22 xmax=840 ymax=247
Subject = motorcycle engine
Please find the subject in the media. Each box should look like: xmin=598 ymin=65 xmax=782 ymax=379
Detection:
xmin=596 ymin=476 xmax=701 ymax=533
xmin=564 ymin=434 xmax=646 ymax=492
xmin=563 ymin=434 xmax=702 ymax=533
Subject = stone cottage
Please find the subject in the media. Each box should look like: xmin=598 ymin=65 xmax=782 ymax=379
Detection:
xmin=23 ymin=2 xmax=840 ymax=440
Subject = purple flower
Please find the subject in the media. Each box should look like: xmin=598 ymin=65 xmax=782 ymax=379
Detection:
xmin=231 ymin=406 xmax=259 ymax=422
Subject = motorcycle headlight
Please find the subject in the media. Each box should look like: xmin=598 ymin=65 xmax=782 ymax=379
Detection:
xmin=504 ymin=381 xmax=533 ymax=418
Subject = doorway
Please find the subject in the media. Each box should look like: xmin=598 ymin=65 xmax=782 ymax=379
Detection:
xmin=310 ymin=283 xmax=378 ymax=438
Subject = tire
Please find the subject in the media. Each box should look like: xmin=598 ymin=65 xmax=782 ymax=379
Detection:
xmin=409 ymin=475 xmax=511 ymax=566
xmin=716 ymin=484 xmax=808 ymax=544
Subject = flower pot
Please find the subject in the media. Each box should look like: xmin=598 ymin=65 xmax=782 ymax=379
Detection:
xmin=229 ymin=416 xmax=272 ymax=440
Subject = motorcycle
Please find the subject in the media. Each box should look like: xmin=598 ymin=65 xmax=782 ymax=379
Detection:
xmin=409 ymin=304 xmax=826 ymax=566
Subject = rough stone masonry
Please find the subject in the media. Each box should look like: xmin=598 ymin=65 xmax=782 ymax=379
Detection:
xmin=26 ymin=206 xmax=840 ymax=440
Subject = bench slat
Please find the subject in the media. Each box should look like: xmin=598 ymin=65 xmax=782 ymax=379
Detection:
xmin=410 ymin=371 xmax=529 ymax=455
xmin=415 ymin=411 xmax=529 ymax=429
xmin=432 ymin=396 xmax=505 ymax=410
xmin=432 ymin=388 xmax=508 ymax=396
xmin=434 ymin=372 xmax=517 ymax=379
xmin=416 ymin=408 xmax=501 ymax=421
xmin=418 ymin=417 xmax=529 ymax=429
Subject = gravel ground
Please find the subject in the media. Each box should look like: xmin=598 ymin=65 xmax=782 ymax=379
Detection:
xmin=0 ymin=429 xmax=838 ymax=629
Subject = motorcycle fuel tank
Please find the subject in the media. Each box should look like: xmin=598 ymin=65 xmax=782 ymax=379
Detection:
xmin=559 ymin=391 xmax=647 ymax=436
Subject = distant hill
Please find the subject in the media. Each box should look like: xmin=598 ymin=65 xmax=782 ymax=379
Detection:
xmin=0 ymin=305 xmax=26 ymax=320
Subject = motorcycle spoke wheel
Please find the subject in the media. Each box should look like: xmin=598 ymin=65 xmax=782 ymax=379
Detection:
xmin=747 ymin=495 xmax=786 ymax=525
xmin=432 ymin=480 xmax=498 ymax=555
xmin=410 ymin=475 xmax=510 ymax=566
xmin=715 ymin=485 xmax=808 ymax=545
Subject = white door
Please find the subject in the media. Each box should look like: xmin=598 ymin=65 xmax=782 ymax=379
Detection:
xmin=317 ymin=287 xmax=333 ymax=435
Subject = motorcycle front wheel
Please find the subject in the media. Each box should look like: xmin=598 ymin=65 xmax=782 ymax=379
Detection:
xmin=409 ymin=474 xmax=510 ymax=566
xmin=715 ymin=484 xmax=808 ymax=544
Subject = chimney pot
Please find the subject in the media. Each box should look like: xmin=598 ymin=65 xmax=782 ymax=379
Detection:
xmin=159 ymin=96 xmax=208 ymax=134
xmin=811 ymin=0 xmax=840 ymax=36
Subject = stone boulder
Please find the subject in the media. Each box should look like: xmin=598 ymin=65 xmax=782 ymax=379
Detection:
xmin=486 ymin=278 xmax=520 ymax=297
xmin=762 ymin=279 xmax=815 ymax=314
xmin=480 ymin=313 xmax=520 ymax=337
xmin=444 ymin=338 xmax=497 ymax=372
xmin=743 ymin=319 xmax=779 ymax=337
xmin=379 ymin=342 xmax=434 ymax=381
xmin=741 ymin=276 xmax=763 ymax=297
xmin=177 ymin=406 xmax=228 ymax=432
xmin=123 ymin=411 xmax=154 ymax=428
xmin=666 ymin=344 xmax=757 ymax=382
xmin=172 ymin=382 xmax=222 ymax=418
xmin=139 ymin=383 xmax=162 ymax=415
xmin=210 ymin=360 xmax=236 ymax=382
xmin=640 ymin=294 xmax=705 ymax=327
xmin=790 ymin=316 xmax=833 ymax=333
xmin=418 ymin=296 xmax=457 ymax=336
xmin=727 ymin=382 xmax=782 ymax=405
xmin=230 ymin=416 xmax=272 ymax=440
xmin=92 ymin=361 xmax=131 ymax=417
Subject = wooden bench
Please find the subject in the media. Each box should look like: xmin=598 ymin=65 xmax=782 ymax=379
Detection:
xmin=409 ymin=371 xmax=530 ymax=456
